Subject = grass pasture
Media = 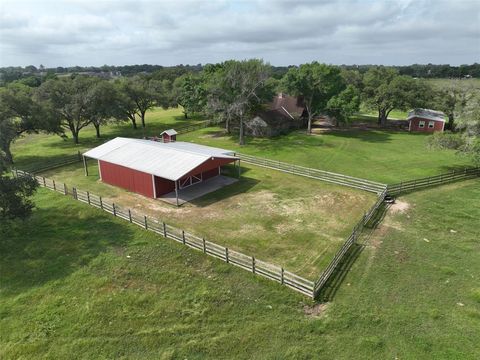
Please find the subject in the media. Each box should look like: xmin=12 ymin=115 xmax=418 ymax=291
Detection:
xmin=1 ymin=179 xmax=479 ymax=359
xmin=38 ymin=160 xmax=375 ymax=279
xmin=180 ymin=126 xmax=473 ymax=183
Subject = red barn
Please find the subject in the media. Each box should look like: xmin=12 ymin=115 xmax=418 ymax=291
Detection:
xmin=408 ymin=109 xmax=446 ymax=133
xmin=160 ymin=129 xmax=177 ymax=142
xmin=83 ymin=138 xmax=239 ymax=205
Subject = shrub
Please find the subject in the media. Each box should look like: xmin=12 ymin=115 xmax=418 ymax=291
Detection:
xmin=426 ymin=131 xmax=464 ymax=150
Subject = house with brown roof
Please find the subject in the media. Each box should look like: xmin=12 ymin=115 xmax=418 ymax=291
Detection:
xmin=245 ymin=93 xmax=307 ymax=137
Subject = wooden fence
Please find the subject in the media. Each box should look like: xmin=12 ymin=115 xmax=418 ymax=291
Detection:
xmin=13 ymin=169 xmax=315 ymax=298
xmin=237 ymin=153 xmax=387 ymax=194
xmin=19 ymin=151 xmax=82 ymax=174
xmin=313 ymin=189 xmax=387 ymax=297
xmin=146 ymin=119 xmax=223 ymax=142
xmin=387 ymin=167 xmax=480 ymax=195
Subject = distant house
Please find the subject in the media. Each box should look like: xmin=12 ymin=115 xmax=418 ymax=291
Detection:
xmin=245 ymin=93 xmax=306 ymax=137
xmin=407 ymin=109 xmax=446 ymax=133
xmin=160 ymin=129 xmax=177 ymax=143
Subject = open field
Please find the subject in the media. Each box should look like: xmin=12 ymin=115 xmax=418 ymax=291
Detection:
xmin=1 ymin=179 xmax=478 ymax=359
xmin=38 ymin=161 xmax=375 ymax=279
xmin=11 ymin=107 xmax=205 ymax=171
xmin=180 ymin=126 xmax=473 ymax=183
xmin=12 ymin=107 xmax=473 ymax=185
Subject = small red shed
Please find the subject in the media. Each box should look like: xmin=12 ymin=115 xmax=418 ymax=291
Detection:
xmin=160 ymin=129 xmax=177 ymax=142
xmin=407 ymin=109 xmax=446 ymax=133
xmin=83 ymin=138 xmax=239 ymax=205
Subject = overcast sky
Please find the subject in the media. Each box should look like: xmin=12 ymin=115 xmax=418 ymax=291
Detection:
xmin=0 ymin=0 xmax=479 ymax=67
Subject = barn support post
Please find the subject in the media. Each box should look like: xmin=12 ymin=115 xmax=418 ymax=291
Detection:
xmin=83 ymin=156 xmax=88 ymax=176
xmin=174 ymin=180 xmax=179 ymax=206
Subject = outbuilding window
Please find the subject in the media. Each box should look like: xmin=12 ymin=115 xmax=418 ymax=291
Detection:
xmin=419 ymin=121 xmax=425 ymax=128
xmin=428 ymin=121 xmax=435 ymax=128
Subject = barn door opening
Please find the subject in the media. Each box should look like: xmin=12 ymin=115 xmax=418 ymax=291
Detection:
xmin=179 ymin=173 xmax=202 ymax=189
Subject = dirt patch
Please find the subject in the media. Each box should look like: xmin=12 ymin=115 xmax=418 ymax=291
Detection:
xmin=390 ymin=200 xmax=410 ymax=214
xmin=304 ymin=302 xmax=329 ymax=318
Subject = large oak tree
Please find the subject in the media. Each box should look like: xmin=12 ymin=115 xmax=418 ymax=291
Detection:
xmin=282 ymin=62 xmax=345 ymax=133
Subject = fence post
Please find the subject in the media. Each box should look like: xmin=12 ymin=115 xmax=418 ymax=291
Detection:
xmin=72 ymin=187 xmax=76 ymax=200
xmin=203 ymin=238 xmax=206 ymax=253
xmin=63 ymin=183 xmax=67 ymax=195
xmin=43 ymin=177 xmax=46 ymax=187
xmin=252 ymin=256 xmax=256 ymax=274
xmin=14 ymin=169 xmax=18 ymax=178
xmin=225 ymin=248 xmax=229 ymax=263
xmin=113 ymin=203 xmax=116 ymax=216
xmin=163 ymin=222 xmax=167 ymax=237
xmin=182 ymin=230 xmax=186 ymax=245
xmin=77 ymin=150 xmax=82 ymax=161
xmin=53 ymin=180 xmax=56 ymax=191
xmin=144 ymin=216 xmax=148 ymax=229
xmin=128 ymin=209 xmax=132 ymax=222
xmin=100 ymin=196 xmax=103 ymax=209
xmin=281 ymin=267 xmax=284 ymax=284
xmin=87 ymin=191 xmax=90 ymax=204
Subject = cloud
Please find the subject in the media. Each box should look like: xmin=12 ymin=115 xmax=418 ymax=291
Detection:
xmin=0 ymin=0 xmax=478 ymax=67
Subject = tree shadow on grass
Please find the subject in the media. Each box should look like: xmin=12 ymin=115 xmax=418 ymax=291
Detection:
xmin=0 ymin=199 xmax=133 ymax=297
xmin=322 ymin=129 xmax=393 ymax=143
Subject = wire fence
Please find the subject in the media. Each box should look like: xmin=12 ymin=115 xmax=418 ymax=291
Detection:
xmin=13 ymin=169 xmax=315 ymax=298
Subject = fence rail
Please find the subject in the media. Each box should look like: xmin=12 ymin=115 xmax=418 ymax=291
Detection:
xmin=18 ymin=152 xmax=82 ymax=174
xmin=237 ymin=153 xmax=387 ymax=194
xmin=313 ymin=188 xmax=387 ymax=296
xmin=387 ymin=167 xmax=479 ymax=195
xmin=13 ymin=169 xmax=315 ymax=298
xmin=146 ymin=119 xmax=223 ymax=142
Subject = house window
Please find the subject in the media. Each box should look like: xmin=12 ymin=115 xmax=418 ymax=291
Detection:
xmin=419 ymin=121 xmax=425 ymax=128
xmin=428 ymin=121 xmax=435 ymax=128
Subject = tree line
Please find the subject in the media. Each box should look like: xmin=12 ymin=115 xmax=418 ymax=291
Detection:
xmin=2 ymin=59 xmax=479 ymax=164
xmin=1 ymin=59 xmax=479 ymax=221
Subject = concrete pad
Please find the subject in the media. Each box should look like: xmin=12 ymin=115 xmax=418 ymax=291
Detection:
xmin=159 ymin=175 xmax=238 ymax=206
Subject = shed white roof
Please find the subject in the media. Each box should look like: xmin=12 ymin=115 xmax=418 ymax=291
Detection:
xmin=407 ymin=108 xmax=446 ymax=122
xmin=83 ymin=138 xmax=238 ymax=181
xmin=161 ymin=129 xmax=177 ymax=136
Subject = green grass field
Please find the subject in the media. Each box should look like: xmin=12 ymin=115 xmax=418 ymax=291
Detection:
xmin=1 ymin=180 xmax=478 ymax=359
xmin=37 ymin=161 xmax=375 ymax=279
xmin=12 ymin=107 xmax=473 ymax=185
xmin=180 ymin=126 xmax=473 ymax=183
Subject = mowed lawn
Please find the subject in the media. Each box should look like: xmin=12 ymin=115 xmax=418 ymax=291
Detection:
xmin=11 ymin=107 xmax=205 ymax=171
xmin=180 ymin=126 xmax=473 ymax=183
xmin=38 ymin=161 xmax=375 ymax=279
xmin=1 ymin=180 xmax=479 ymax=359
xmin=12 ymin=107 xmax=474 ymax=185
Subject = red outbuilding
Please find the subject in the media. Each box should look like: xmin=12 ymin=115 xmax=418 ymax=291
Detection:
xmin=160 ymin=129 xmax=177 ymax=142
xmin=407 ymin=109 xmax=446 ymax=133
xmin=83 ymin=138 xmax=240 ymax=205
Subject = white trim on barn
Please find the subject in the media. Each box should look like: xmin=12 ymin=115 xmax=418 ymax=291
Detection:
xmin=83 ymin=138 xmax=238 ymax=182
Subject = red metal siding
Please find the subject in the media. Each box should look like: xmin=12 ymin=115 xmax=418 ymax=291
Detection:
xmin=99 ymin=160 xmax=154 ymax=198
xmin=162 ymin=134 xmax=176 ymax=143
xmin=409 ymin=117 xmax=444 ymax=133
xmin=202 ymin=167 xmax=220 ymax=180
xmin=183 ymin=157 xmax=235 ymax=179
xmin=154 ymin=176 xmax=175 ymax=196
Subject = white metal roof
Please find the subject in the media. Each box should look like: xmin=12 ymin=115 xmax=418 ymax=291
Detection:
xmin=407 ymin=108 xmax=446 ymax=122
xmin=160 ymin=129 xmax=177 ymax=136
xmin=83 ymin=138 xmax=238 ymax=181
